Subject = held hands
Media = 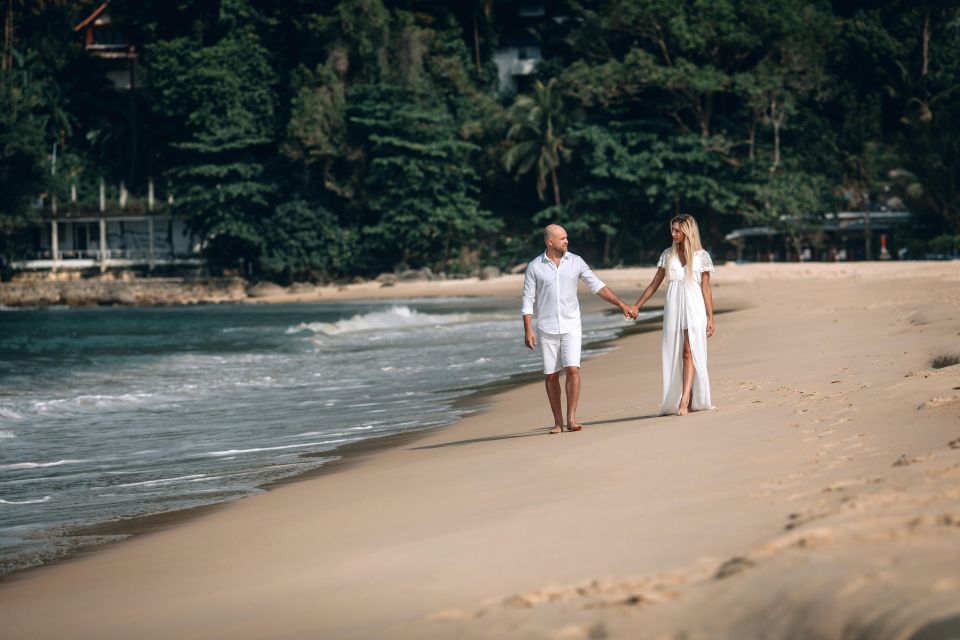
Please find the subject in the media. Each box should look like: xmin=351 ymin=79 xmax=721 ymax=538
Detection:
xmin=623 ymin=301 xmax=644 ymax=320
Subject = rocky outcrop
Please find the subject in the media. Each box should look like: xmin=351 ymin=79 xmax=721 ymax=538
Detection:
xmin=509 ymin=262 xmax=528 ymax=274
xmin=398 ymin=267 xmax=438 ymax=282
xmin=245 ymin=281 xmax=286 ymax=298
xmin=479 ymin=266 xmax=501 ymax=280
xmin=0 ymin=277 xmax=248 ymax=308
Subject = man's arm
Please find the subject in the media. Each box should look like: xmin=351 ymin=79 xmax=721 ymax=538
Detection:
xmin=521 ymin=265 xmax=537 ymax=348
xmin=597 ymin=286 xmax=637 ymax=319
xmin=579 ymin=258 xmax=636 ymax=319
xmin=523 ymin=314 xmax=536 ymax=349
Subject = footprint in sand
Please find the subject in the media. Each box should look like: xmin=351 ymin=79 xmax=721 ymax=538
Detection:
xmin=822 ymin=480 xmax=858 ymax=493
xmin=918 ymin=396 xmax=960 ymax=411
xmin=893 ymin=453 xmax=930 ymax=467
xmin=785 ymin=507 xmax=837 ymax=530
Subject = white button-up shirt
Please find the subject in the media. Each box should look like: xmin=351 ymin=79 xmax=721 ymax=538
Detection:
xmin=521 ymin=252 xmax=606 ymax=334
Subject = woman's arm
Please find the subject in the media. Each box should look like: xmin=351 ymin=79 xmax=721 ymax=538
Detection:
xmin=633 ymin=268 xmax=666 ymax=311
xmin=701 ymin=272 xmax=715 ymax=337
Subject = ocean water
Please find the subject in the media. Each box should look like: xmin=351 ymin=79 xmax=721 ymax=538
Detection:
xmin=0 ymin=297 xmax=657 ymax=575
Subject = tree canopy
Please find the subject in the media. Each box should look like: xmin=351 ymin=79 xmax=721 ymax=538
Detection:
xmin=1 ymin=0 xmax=958 ymax=279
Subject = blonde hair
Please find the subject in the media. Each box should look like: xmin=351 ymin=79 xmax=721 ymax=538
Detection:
xmin=669 ymin=214 xmax=704 ymax=281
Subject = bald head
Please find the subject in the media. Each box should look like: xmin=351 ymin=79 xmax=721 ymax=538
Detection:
xmin=543 ymin=224 xmax=569 ymax=257
xmin=543 ymin=224 xmax=564 ymax=242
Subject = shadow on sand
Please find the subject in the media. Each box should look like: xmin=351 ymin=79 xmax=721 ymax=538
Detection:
xmin=410 ymin=413 xmax=660 ymax=449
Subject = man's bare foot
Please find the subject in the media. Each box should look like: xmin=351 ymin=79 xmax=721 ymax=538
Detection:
xmin=549 ymin=425 xmax=563 ymax=434
xmin=565 ymin=423 xmax=583 ymax=432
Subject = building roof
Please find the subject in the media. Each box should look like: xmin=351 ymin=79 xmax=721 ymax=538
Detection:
xmin=74 ymin=1 xmax=111 ymax=33
xmin=724 ymin=227 xmax=779 ymax=241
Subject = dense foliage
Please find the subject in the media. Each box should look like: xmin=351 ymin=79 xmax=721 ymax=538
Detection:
xmin=1 ymin=0 xmax=958 ymax=279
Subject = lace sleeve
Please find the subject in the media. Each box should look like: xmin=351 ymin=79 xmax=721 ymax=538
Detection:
xmin=656 ymin=248 xmax=671 ymax=268
xmin=699 ymin=251 xmax=715 ymax=275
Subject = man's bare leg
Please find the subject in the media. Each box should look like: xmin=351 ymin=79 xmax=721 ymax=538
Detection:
xmin=564 ymin=366 xmax=583 ymax=431
xmin=679 ymin=332 xmax=694 ymax=416
xmin=545 ymin=372 xmax=564 ymax=433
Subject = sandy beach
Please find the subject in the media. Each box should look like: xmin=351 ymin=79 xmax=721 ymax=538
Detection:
xmin=2 ymin=261 xmax=959 ymax=639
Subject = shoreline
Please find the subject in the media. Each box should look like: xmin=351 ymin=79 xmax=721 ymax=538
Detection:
xmin=0 ymin=304 xmax=667 ymax=584
xmin=2 ymin=262 xmax=959 ymax=639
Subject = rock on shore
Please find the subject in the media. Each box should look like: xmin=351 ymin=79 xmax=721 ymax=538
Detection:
xmin=0 ymin=277 xmax=248 ymax=307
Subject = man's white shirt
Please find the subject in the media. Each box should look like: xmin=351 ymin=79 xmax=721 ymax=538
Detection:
xmin=521 ymin=252 xmax=606 ymax=334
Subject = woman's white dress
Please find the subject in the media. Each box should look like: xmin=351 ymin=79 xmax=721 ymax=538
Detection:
xmin=657 ymin=247 xmax=715 ymax=415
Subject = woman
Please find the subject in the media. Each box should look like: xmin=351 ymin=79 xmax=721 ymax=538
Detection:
xmin=633 ymin=214 xmax=715 ymax=415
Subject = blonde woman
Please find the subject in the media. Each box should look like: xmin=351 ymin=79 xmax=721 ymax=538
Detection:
xmin=632 ymin=214 xmax=715 ymax=415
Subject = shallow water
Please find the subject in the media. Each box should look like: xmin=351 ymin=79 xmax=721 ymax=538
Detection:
xmin=0 ymin=298 xmax=656 ymax=574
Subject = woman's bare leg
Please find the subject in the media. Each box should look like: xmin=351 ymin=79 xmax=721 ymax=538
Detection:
xmin=679 ymin=332 xmax=695 ymax=415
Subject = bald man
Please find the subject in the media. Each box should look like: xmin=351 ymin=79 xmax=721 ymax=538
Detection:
xmin=521 ymin=224 xmax=637 ymax=433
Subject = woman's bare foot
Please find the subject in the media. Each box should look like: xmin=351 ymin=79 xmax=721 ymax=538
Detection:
xmin=678 ymin=397 xmax=691 ymax=416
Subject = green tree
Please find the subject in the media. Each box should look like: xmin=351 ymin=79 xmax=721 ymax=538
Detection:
xmin=258 ymin=199 xmax=357 ymax=282
xmin=0 ymin=50 xmax=49 ymax=230
xmin=144 ymin=31 xmax=278 ymax=270
xmin=894 ymin=5 xmax=960 ymax=232
xmin=825 ymin=1 xmax=960 ymax=240
xmin=503 ymin=78 xmax=570 ymax=207
xmin=0 ymin=0 xmax=78 ymax=229
xmin=348 ymin=83 xmax=497 ymax=272
xmin=744 ymin=170 xmax=834 ymax=258
xmin=567 ymin=118 xmax=744 ymax=262
xmin=283 ymin=61 xmax=352 ymax=199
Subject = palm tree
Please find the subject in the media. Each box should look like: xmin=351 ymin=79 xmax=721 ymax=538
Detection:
xmin=471 ymin=0 xmax=492 ymax=73
xmin=502 ymin=78 xmax=570 ymax=207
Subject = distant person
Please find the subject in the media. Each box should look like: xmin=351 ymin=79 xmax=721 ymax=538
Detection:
xmin=631 ymin=214 xmax=715 ymax=415
xmin=521 ymin=224 xmax=637 ymax=434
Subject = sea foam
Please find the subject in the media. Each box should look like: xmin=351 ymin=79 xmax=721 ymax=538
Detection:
xmin=286 ymin=305 xmax=469 ymax=336
xmin=0 ymin=407 xmax=24 ymax=420
xmin=0 ymin=459 xmax=86 ymax=471
xmin=114 ymin=474 xmax=215 ymax=489
xmin=205 ymin=439 xmax=348 ymax=457
xmin=0 ymin=496 xmax=52 ymax=505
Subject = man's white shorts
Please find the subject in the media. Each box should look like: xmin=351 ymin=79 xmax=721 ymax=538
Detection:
xmin=539 ymin=330 xmax=582 ymax=374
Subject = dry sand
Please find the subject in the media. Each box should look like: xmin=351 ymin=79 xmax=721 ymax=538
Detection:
xmin=1 ymin=261 xmax=959 ymax=640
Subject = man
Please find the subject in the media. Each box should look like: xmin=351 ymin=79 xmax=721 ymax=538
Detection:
xmin=521 ymin=224 xmax=637 ymax=434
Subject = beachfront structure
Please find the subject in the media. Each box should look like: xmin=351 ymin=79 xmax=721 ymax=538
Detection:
xmin=491 ymin=1 xmax=566 ymax=94
xmin=74 ymin=1 xmax=137 ymax=91
xmin=724 ymin=211 xmax=913 ymax=262
xmin=13 ymin=214 xmax=200 ymax=273
xmin=11 ymin=179 xmax=201 ymax=273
